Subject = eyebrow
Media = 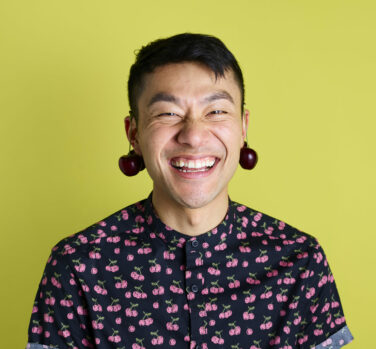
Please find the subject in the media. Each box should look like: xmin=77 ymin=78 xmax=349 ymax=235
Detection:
xmin=147 ymin=92 xmax=181 ymax=108
xmin=202 ymin=90 xmax=234 ymax=105
xmin=147 ymin=90 xmax=235 ymax=108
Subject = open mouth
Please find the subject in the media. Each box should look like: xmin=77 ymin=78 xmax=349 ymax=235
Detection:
xmin=170 ymin=157 xmax=218 ymax=173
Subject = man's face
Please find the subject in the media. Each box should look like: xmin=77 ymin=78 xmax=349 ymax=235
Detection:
xmin=127 ymin=62 xmax=248 ymax=210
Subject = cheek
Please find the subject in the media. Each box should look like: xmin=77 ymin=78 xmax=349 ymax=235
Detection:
xmin=139 ymin=128 xmax=174 ymax=159
xmin=212 ymin=123 xmax=243 ymax=148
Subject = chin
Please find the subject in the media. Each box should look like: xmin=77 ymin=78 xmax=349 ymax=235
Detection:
xmin=173 ymin=190 xmax=221 ymax=210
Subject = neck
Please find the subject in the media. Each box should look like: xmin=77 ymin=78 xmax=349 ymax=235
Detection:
xmin=151 ymin=190 xmax=229 ymax=237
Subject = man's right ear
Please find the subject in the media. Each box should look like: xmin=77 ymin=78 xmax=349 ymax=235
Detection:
xmin=119 ymin=116 xmax=145 ymax=176
xmin=124 ymin=115 xmax=142 ymax=155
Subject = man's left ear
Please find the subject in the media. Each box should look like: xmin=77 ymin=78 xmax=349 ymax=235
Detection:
xmin=242 ymin=109 xmax=250 ymax=144
xmin=239 ymin=109 xmax=258 ymax=170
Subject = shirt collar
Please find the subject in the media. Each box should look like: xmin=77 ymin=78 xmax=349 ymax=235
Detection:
xmin=143 ymin=191 xmax=238 ymax=248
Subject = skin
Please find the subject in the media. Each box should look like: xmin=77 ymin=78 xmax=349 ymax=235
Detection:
xmin=125 ymin=62 xmax=249 ymax=236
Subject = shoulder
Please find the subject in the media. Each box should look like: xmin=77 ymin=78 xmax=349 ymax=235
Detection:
xmin=49 ymin=197 xmax=149 ymax=259
xmin=230 ymin=200 xmax=320 ymax=252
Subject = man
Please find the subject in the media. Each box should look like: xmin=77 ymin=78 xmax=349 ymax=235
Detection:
xmin=27 ymin=33 xmax=353 ymax=349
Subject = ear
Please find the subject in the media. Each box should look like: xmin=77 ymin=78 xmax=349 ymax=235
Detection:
xmin=241 ymin=109 xmax=250 ymax=144
xmin=124 ymin=116 xmax=142 ymax=155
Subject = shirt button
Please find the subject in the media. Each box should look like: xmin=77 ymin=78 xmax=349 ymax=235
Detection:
xmin=191 ymin=240 xmax=199 ymax=248
xmin=191 ymin=284 xmax=199 ymax=293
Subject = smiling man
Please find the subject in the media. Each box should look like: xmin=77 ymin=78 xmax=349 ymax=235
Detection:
xmin=27 ymin=33 xmax=353 ymax=349
xmin=129 ymin=61 xmax=246 ymax=237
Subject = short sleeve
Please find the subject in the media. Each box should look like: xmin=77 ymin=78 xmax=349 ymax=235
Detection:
xmin=299 ymin=239 xmax=354 ymax=348
xmin=26 ymin=247 xmax=92 ymax=349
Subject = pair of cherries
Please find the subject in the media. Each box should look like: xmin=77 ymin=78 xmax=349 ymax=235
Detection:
xmin=119 ymin=143 xmax=257 ymax=176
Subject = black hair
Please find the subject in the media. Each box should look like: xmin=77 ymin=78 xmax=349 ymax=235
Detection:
xmin=127 ymin=33 xmax=245 ymax=120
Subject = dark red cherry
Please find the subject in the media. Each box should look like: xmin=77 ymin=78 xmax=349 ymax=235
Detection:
xmin=239 ymin=142 xmax=258 ymax=170
xmin=119 ymin=151 xmax=145 ymax=176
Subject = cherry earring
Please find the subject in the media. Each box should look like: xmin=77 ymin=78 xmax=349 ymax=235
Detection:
xmin=239 ymin=141 xmax=258 ymax=170
xmin=119 ymin=150 xmax=145 ymax=177
xmin=119 ymin=114 xmax=145 ymax=176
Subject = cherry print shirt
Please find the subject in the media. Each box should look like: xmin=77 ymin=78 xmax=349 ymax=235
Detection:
xmin=27 ymin=193 xmax=353 ymax=349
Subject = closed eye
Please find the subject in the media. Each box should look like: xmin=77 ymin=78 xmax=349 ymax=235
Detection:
xmin=157 ymin=112 xmax=179 ymax=117
xmin=208 ymin=110 xmax=227 ymax=115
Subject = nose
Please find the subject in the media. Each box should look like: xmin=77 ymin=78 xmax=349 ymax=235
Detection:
xmin=176 ymin=118 xmax=210 ymax=148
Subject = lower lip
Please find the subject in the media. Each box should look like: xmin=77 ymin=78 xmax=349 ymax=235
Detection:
xmin=170 ymin=159 xmax=219 ymax=179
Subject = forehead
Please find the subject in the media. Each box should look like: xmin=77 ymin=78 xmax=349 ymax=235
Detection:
xmin=137 ymin=62 xmax=241 ymax=109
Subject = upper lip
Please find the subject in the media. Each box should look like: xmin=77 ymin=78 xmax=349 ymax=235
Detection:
xmin=169 ymin=155 xmax=218 ymax=160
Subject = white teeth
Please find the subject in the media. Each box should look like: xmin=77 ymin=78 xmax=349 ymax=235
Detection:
xmin=171 ymin=158 xmax=216 ymax=169
xmin=181 ymin=168 xmax=208 ymax=173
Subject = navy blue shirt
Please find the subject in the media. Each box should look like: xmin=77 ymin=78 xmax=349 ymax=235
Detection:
xmin=27 ymin=193 xmax=353 ymax=348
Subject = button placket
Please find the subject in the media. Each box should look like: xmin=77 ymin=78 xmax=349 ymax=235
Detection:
xmin=185 ymin=237 xmax=205 ymax=348
xmin=191 ymin=284 xmax=199 ymax=293
xmin=186 ymin=238 xmax=202 ymax=293
xmin=191 ymin=239 xmax=199 ymax=248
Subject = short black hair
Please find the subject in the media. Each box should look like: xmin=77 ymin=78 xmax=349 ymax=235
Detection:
xmin=127 ymin=33 xmax=245 ymax=120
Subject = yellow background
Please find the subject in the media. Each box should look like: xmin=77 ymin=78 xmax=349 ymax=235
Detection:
xmin=0 ymin=0 xmax=374 ymax=347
